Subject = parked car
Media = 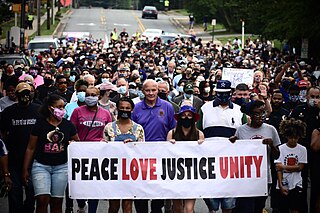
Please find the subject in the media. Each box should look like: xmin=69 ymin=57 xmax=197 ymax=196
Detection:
xmin=141 ymin=29 xmax=163 ymax=41
xmin=0 ymin=54 xmax=31 ymax=66
xmin=142 ymin=6 xmax=158 ymax=19
xmin=27 ymin=36 xmax=60 ymax=54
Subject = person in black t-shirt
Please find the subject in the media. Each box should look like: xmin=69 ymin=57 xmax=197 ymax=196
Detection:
xmin=23 ymin=94 xmax=79 ymax=213
xmin=0 ymin=82 xmax=40 ymax=213
xmin=51 ymin=75 xmax=73 ymax=103
xmin=36 ymin=71 xmax=57 ymax=102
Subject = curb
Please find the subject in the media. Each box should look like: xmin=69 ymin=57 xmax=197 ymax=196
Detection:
xmin=52 ymin=9 xmax=71 ymax=38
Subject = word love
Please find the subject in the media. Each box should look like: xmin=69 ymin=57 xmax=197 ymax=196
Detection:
xmin=71 ymin=158 xmax=157 ymax=181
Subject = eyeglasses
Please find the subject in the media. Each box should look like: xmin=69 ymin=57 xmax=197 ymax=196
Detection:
xmin=251 ymin=111 xmax=267 ymax=118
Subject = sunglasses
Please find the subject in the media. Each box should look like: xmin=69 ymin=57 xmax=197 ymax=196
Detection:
xmin=58 ymin=81 xmax=68 ymax=85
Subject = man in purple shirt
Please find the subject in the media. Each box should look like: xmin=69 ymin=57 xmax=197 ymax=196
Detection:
xmin=132 ymin=79 xmax=176 ymax=213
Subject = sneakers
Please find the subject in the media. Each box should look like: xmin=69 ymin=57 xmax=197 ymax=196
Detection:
xmin=65 ymin=208 xmax=73 ymax=213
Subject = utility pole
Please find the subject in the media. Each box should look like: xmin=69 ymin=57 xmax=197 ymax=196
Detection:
xmin=47 ymin=0 xmax=50 ymax=29
xmin=20 ymin=0 xmax=26 ymax=49
xmin=37 ymin=0 xmax=41 ymax=36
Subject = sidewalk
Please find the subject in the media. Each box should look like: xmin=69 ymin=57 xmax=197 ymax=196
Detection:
xmin=0 ymin=7 xmax=62 ymax=46
xmin=165 ymin=10 xmax=223 ymax=45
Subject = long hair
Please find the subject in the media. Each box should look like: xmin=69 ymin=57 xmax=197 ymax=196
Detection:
xmin=39 ymin=94 xmax=64 ymax=118
xmin=174 ymin=115 xmax=199 ymax=141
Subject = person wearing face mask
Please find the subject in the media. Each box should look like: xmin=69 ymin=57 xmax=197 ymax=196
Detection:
xmin=0 ymin=64 xmax=16 ymax=95
xmin=229 ymin=100 xmax=280 ymax=213
xmin=98 ymin=82 xmax=117 ymax=120
xmin=198 ymin=81 xmax=214 ymax=102
xmin=157 ymin=81 xmax=180 ymax=113
xmin=103 ymin=97 xmax=145 ymax=213
xmin=233 ymin=83 xmax=250 ymax=106
xmin=64 ymin=80 xmax=88 ymax=120
xmin=14 ymin=64 xmax=24 ymax=78
xmin=197 ymin=80 xmax=246 ymax=213
xmin=70 ymin=86 xmax=112 ymax=213
xmin=36 ymin=71 xmax=57 ymax=102
xmin=166 ymin=104 xmax=204 ymax=213
xmin=51 ymin=75 xmax=73 ymax=103
xmin=19 ymin=66 xmax=44 ymax=88
xmin=173 ymin=82 xmax=203 ymax=113
xmin=110 ymin=77 xmax=138 ymax=104
xmin=283 ymin=85 xmax=301 ymax=112
xmin=1 ymin=82 xmax=41 ymax=213
xmin=290 ymin=86 xmax=320 ymax=213
xmin=22 ymin=94 xmax=79 ymax=213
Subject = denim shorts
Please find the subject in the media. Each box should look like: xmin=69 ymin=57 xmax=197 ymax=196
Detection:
xmin=32 ymin=160 xmax=68 ymax=197
xmin=205 ymin=198 xmax=236 ymax=211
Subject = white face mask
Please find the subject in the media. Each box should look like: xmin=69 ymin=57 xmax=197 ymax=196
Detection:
xmin=308 ymin=99 xmax=316 ymax=107
xmin=204 ymin=87 xmax=211 ymax=93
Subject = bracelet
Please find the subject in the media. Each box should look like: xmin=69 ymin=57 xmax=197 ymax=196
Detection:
xmin=3 ymin=172 xmax=10 ymax=177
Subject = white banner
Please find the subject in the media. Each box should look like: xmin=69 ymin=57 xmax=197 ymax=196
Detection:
xmin=222 ymin=68 xmax=254 ymax=88
xmin=68 ymin=139 xmax=267 ymax=199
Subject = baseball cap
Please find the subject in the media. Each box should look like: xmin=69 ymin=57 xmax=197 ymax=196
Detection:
xmin=214 ymin=80 xmax=232 ymax=92
xmin=184 ymin=82 xmax=194 ymax=93
xmin=15 ymin=82 xmax=31 ymax=93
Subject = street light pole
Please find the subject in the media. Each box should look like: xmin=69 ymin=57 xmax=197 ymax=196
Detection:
xmin=20 ymin=0 xmax=26 ymax=49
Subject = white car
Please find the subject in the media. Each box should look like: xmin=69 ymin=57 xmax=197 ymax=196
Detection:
xmin=28 ymin=36 xmax=60 ymax=54
xmin=141 ymin=29 xmax=163 ymax=41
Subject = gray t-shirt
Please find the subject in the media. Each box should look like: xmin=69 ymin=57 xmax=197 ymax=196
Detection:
xmin=235 ymin=123 xmax=281 ymax=183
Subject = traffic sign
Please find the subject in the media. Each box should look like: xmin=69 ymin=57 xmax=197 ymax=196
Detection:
xmin=12 ymin=4 xmax=28 ymax=13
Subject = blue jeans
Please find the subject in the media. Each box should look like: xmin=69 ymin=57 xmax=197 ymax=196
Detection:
xmin=31 ymin=160 xmax=68 ymax=197
xmin=8 ymin=166 xmax=35 ymax=213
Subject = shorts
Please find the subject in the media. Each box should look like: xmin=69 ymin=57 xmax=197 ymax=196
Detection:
xmin=205 ymin=198 xmax=236 ymax=211
xmin=278 ymin=186 xmax=303 ymax=211
xmin=32 ymin=160 xmax=68 ymax=198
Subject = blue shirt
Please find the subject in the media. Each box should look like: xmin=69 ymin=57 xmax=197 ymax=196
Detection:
xmin=65 ymin=101 xmax=79 ymax=120
xmin=132 ymin=97 xmax=176 ymax=141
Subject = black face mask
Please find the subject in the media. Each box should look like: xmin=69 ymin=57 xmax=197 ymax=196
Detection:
xmin=44 ymin=78 xmax=53 ymax=86
xmin=15 ymin=70 xmax=23 ymax=77
xmin=17 ymin=92 xmax=31 ymax=105
xmin=180 ymin=117 xmax=194 ymax=128
xmin=234 ymin=97 xmax=247 ymax=106
xmin=158 ymin=92 xmax=167 ymax=100
xmin=118 ymin=110 xmax=131 ymax=119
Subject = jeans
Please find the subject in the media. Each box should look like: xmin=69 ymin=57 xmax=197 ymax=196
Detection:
xmin=8 ymin=166 xmax=35 ymax=213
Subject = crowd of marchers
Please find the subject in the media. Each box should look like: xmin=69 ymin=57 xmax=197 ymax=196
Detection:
xmin=0 ymin=30 xmax=319 ymax=213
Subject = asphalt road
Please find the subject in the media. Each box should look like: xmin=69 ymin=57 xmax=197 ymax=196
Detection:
xmin=63 ymin=8 xmax=179 ymax=42
xmin=0 ymin=8 xmax=275 ymax=213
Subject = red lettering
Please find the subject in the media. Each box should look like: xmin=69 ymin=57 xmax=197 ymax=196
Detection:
xmin=139 ymin=159 xmax=148 ymax=180
xmin=219 ymin=157 xmax=229 ymax=179
xmin=130 ymin=158 xmax=139 ymax=180
xmin=240 ymin=156 xmax=245 ymax=178
xmin=245 ymin=156 xmax=252 ymax=178
xmin=149 ymin=158 xmax=157 ymax=180
xmin=253 ymin=156 xmax=263 ymax=178
xmin=230 ymin=157 xmax=239 ymax=178
xmin=122 ymin=159 xmax=129 ymax=180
